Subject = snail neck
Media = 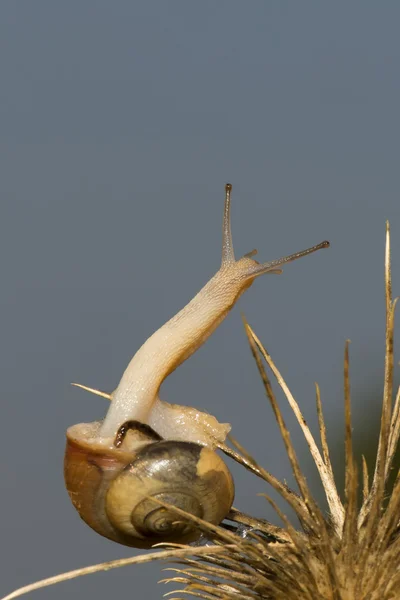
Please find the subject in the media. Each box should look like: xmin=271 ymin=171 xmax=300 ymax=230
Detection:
xmin=99 ymin=266 xmax=253 ymax=439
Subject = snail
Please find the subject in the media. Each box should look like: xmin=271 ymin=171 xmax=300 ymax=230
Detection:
xmin=64 ymin=183 xmax=329 ymax=548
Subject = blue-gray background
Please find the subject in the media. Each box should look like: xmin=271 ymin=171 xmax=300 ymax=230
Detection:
xmin=1 ymin=2 xmax=400 ymax=599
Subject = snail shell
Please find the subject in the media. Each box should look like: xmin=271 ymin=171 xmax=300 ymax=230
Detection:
xmin=64 ymin=422 xmax=234 ymax=548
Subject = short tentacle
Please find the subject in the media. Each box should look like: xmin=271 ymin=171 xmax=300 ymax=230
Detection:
xmin=244 ymin=240 xmax=330 ymax=279
xmin=244 ymin=248 xmax=258 ymax=259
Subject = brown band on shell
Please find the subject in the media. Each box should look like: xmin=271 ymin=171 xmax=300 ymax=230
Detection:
xmin=114 ymin=420 xmax=163 ymax=448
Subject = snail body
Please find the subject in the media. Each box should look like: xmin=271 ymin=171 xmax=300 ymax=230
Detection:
xmin=65 ymin=183 xmax=329 ymax=547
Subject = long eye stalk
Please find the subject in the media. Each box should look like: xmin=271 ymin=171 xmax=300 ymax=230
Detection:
xmin=222 ymin=182 xmax=329 ymax=278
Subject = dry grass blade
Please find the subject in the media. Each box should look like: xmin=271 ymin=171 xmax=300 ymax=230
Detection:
xmin=164 ymin=589 xmax=223 ymax=600
xmin=362 ymin=455 xmax=369 ymax=501
xmin=315 ymin=382 xmax=335 ymax=482
xmin=162 ymin=573 xmax=260 ymax=600
xmin=371 ymin=223 xmax=393 ymax=486
xmin=217 ymin=442 xmax=309 ymax=523
xmin=385 ymin=220 xmax=392 ymax=316
xmin=161 ymin=565 xmax=255 ymax=586
xmin=373 ymin=470 xmax=400 ymax=552
xmin=359 ymin=222 xmax=396 ymax=526
xmin=243 ymin=320 xmax=343 ymax=597
xmin=226 ymin=507 xmax=291 ymax=543
xmin=170 ymin=552 xmax=273 ymax=583
xmin=243 ymin=322 xmax=318 ymax=519
xmin=165 ymin=588 xmax=242 ymax=600
xmin=343 ymin=341 xmax=354 ymax=501
xmin=162 ymin=579 xmax=249 ymax=599
xmin=243 ymin=321 xmax=344 ymax=535
xmin=227 ymin=433 xmax=260 ymax=465
xmin=0 ymin=546 xmax=237 ymax=600
xmin=336 ymin=341 xmax=358 ymax=597
xmin=386 ymin=383 xmax=400 ymax=478
xmin=244 ymin=320 xmax=339 ymax=534
xmin=341 ymin=340 xmax=358 ymax=560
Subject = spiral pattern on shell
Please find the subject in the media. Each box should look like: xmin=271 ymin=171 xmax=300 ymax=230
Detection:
xmin=105 ymin=440 xmax=234 ymax=545
xmin=131 ymin=492 xmax=203 ymax=537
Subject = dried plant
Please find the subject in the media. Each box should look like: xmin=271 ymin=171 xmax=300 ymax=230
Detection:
xmin=2 ymin=222 xmax=400 ymax=600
